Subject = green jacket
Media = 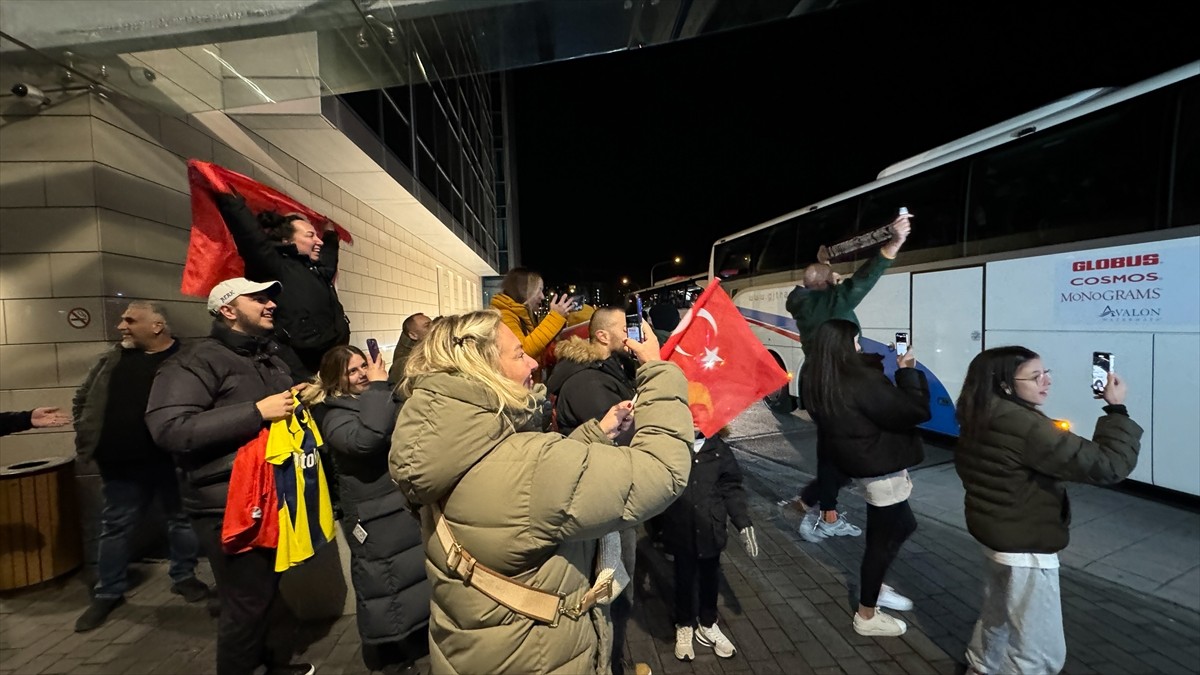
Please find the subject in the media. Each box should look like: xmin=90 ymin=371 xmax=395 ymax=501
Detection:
xmin=954 ymin=398 xmax=1142 ymax=554
xmin=388 ymin=361 xmax=692 ymax=675
xmin=786 ymin=253 xmax=893 ymax=354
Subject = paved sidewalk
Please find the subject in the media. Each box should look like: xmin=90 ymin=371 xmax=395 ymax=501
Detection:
xmin=619 ymin=440 xmax=1200 ymax=675
xmin=3 ymin=404 xmax=1198 ymax=675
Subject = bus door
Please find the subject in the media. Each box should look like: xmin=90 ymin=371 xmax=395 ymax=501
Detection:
xmin=912 ymin=266 xmax=984 ymax=435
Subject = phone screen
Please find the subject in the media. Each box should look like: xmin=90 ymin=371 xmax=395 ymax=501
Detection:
xmin=626 ymin=315 xmax=643 ymax=342
xmin=367 ymin=338 xmax=380 ymax=362
xmin=1092 ymin=351 xmax=1114 ymax=397
xmin=895 ymin=331 xmax=909 ymax=356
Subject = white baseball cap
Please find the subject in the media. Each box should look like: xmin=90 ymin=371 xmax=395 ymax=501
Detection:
xmin=207 ymin=278 xmax=282 ymax=314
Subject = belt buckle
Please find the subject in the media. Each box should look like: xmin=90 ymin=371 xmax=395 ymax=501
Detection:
xmin=446 ymin=542 xmax=464 ymax=573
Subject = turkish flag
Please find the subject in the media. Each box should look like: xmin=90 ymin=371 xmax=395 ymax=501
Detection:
xmin=182 ymin=159 xmax=353 ymax=297
xmin=660 ymin=280 xmax=790 ymax=437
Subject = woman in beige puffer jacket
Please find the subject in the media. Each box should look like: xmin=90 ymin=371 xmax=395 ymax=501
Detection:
xmin=389 ymin=309 xmax=692 ymax=674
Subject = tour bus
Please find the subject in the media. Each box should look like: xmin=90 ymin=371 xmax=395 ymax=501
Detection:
xmin=627 ymin=273 xmax=708 ymax=312
xmin=708 ymin=61 xmax=1199 ymax=496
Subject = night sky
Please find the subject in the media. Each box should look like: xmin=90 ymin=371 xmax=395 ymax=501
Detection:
xmin=511 ymin=0 xmax=1200 ymax=291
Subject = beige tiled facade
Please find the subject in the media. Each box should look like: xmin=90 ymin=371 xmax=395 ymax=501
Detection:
xmin=1 ymin=92 xmax=481 ymax=466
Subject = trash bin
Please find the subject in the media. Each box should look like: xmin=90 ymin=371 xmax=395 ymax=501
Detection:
xmin=0 ymin=456 xmax=83 ymax=590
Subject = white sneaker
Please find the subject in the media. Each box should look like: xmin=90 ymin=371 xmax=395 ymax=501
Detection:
xmin=877 ymin=584 xmax=913 ymax=612
xmin=815 ymin=515 xmax=862 ymax=538
xmin=799 ymin=511 xmax=826 ymax=542
xmin=853 ymin=609 xmax=907 ymax=637
xmin=695 ymin=621 xmax=736 ymax=658
xmin=674 ymin=625 xmax=694 ymax=661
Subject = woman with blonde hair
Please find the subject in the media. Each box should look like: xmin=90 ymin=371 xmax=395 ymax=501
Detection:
xmin=490 ymin=267 xmax=573 ymax=364
xmin=302 ymin=345 xmax=429 ymax=673
xmin=389 ymin=309 xmax=693 ymax=674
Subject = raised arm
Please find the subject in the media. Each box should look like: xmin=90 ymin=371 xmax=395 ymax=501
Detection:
xmin=318 ymin=230 xmax=340 ymax=274
xmin=857 ymin=367 xmax=932 ymax=432
xmin=322 ymin=383 xmax=398 ymax=458
xmin=501 ymin=310 xmax=567 ymax=360
xmin=1021 ymin=408 xmax=1142 ymax=485
xmin=214 ymin=193 xmax=287 ymax=278
xmin=535 ymin=361 xmax=693 ymax=543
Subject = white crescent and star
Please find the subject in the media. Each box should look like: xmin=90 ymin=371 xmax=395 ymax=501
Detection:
xmin=673 ymin=307 xmax=723 ymax=368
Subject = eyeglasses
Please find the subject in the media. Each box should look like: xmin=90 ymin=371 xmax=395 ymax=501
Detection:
xmin=1014 ymin=370 xmax=1052 ymax=384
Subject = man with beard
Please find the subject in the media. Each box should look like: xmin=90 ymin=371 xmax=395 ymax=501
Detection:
xmin=72 ymin=301 xmax=210 ymax=632
xmin=146 ymin=278 xmax=314 ymax=675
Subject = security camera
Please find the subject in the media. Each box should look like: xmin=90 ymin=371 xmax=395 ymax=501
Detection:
xmin=10 ymin=83 xmax=50 ymax=105
xmin=128 ymin=66 xmax=156 ymax=85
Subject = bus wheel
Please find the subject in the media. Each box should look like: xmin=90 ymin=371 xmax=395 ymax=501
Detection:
xmin=764 ymin=382 xmax=796 ymax=413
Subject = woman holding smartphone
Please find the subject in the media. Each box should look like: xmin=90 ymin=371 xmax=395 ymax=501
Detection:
xmin=801 ymin=319 xmax=930 ymax=637
xmin=955 ymin=347 xmax=1141 ymax=675
xmin=302 ymin=346 xmax=430 ymax=673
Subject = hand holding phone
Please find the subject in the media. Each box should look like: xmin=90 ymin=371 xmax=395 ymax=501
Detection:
xmin=366 ymin=338 xmax=381 ymax=362
xmin=895 ymin=331 xmax=909 ymax=356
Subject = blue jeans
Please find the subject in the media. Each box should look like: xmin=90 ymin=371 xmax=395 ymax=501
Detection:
xmin=94 ymin=459 xmax=199 ymax=598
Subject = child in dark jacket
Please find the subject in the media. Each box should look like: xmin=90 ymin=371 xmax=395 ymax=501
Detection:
xmin=659 ymin=427 xmax=759 ymax=661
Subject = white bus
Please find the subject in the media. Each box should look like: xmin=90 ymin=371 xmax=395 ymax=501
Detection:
xmin=709 ymin=61 xmax=1200 ymax=496
xmin=627 ymin=273 xmax=708 ymax=312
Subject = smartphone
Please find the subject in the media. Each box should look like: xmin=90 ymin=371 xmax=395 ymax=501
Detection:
xmin=366 ymin=338 xmax=380 ymax=362
xmin=1092 ymin=351 xmax=1114 ymax=397
xmin=626 ymin=315 xmax=643 ymax=342
xmin=898 ymin=206 xmax=909 ymax=216
xmin=895 ymin=331 xmax=909 ymax=356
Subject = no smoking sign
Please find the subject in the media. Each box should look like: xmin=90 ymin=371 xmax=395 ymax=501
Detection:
xmin=67 ymin=307 xmax=91 ymax=329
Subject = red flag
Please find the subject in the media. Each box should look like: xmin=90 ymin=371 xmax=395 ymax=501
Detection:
xmin=182 ymin=159 xmax=354 ymax=297
xmin=660 ymin=280 xmax=790 ymax=437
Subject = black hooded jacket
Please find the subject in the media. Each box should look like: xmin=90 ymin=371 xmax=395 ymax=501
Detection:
xmin=658 ymin=434 xmax=752 ymax=559
xmin=545 ymin=336 xmax=636 ymax=439
xmin=216 ymin=193 xmax=350 ymax=354
xmin=145 ymin=321 xmax=293 ymax=515
xmin=807 ymin=354 xmax=931 ymax=478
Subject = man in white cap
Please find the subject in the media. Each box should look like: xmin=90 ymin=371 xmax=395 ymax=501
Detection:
xmin=146 ymin=277 xmax=315 ymax=675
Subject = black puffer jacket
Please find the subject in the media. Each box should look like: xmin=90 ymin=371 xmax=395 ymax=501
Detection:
xmin=545 ymin=336 xmax=636 ymax=439
xmin=659 ymin=435 xmax=752 ymax=559
xmin=318 ymin=382 xmax=429 ymax=644
xmin=955 ymin=398 xmax=1142 ymax=554
xmin=809 ymin=357 xmax=930 ymax=478
xmin=145 ymin=321 xmax=292 ymax=515
xmin=216 ymin=193 xmax=349 ymax=356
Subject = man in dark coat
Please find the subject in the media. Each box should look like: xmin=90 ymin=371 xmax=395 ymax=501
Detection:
xmin=545 ymin=306 xmax=641 ymax=675
xmin=215 ymin=191 xmax=350 ymax=381
xmin=386 ymin=312 xmax=432 ymax=385
xmin=72 ymin=301 xmax=209 ymax=633
xmin=145 ymin=277 xmax=313 ymax=675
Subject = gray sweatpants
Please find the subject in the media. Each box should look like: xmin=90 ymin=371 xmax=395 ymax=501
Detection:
xmin=965 ymin=558 xmax=1067 ymax=675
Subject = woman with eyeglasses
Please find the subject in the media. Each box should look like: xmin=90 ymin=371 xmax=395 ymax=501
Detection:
xmin=954 ymin=347 xmax=1142 ymax=675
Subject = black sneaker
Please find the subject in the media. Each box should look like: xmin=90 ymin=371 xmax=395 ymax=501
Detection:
xmin=74 ymin=596 xmax=124 ymax=632
xmin=170 ymin=577 xmax=211 ymax=603
xmin=266 ymin=664 xmax=315 ymax=675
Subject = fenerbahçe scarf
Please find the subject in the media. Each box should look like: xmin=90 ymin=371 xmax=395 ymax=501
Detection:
xmin=264 ymin=403 xmax=336 ymax=572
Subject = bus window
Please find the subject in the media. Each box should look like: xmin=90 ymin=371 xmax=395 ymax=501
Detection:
xmin=713 ymin=231 xmax=765 ymax=279
xmin=858 ymin=164 xmax=967 ymax=265
xmin=757 ymin=217 xmax=801 ymax=274
xmin=795 ymin=200 xmax=860 ymax=266
xmin=965 ymin=95 xmax=1169 ymax=255
xmin=1172 ymin=79 xmax=1199 ymax=228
